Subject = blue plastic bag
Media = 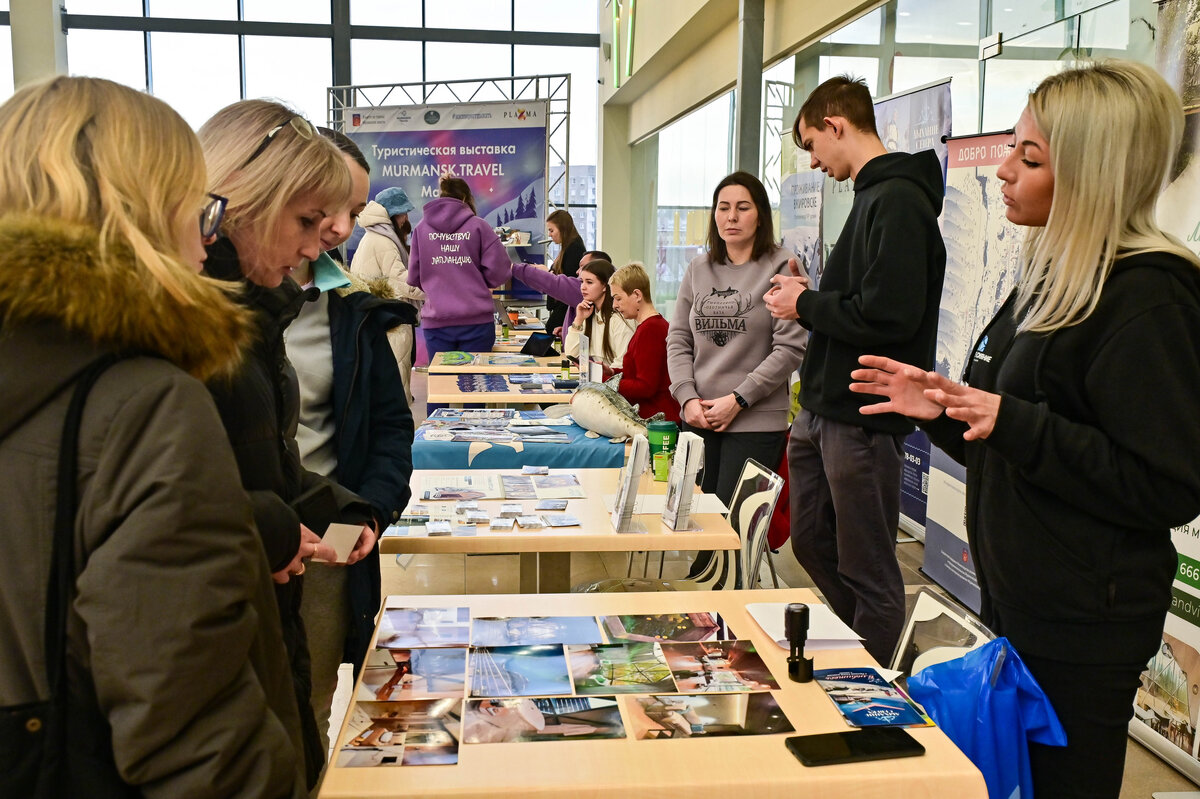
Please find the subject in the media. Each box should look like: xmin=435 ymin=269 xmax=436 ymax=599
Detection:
xmin=907 ymin=637 xmax=1066 ymax=799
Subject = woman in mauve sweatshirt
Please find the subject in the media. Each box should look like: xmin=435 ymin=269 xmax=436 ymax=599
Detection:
xmin=666 ymin=171 xmax=807 ymax=506
xmin=407 ymin=175 xmax=512 ymax=356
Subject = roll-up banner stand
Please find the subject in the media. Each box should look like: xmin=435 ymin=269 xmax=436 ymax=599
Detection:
xmin=922 ymin=131 xmax=1022 ymax=612
xmin=342 ymin=100 xmax=549 ymax=270
xmin=1128 ymin=1 xmax=1200 ymax=783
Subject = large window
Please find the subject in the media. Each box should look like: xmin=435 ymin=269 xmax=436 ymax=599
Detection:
xmin=655 ymin=92 xmax=734 ymax=314
xmin=34 ymin=1 xmax=598 ymax=133
xmin=244 ymin=36 xmax=333 ymax=124
xmin=66 ymin=29 xmax=146 ymax=92
xmin=149 ymin=32 xmax=240 ymax=128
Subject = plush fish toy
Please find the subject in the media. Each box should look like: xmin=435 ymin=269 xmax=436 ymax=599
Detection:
xmin=546 ymin=378 xmax=664 ymax=441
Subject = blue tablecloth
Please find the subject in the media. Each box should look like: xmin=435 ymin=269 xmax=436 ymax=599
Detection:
xmin=412 ymin=421 xmax=624 ymax=469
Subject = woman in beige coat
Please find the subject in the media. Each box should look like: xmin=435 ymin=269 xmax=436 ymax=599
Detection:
xmin=351 ymin=186 xmax=425 ymax=400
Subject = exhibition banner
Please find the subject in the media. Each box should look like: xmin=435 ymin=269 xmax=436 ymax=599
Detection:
xmin=1128 ymin=0 xmax=1200 ymax=780
xmin=342 ymin=100 xmax=548 ymax=261
xmin=874 ymin=81 xmax=952 ymax=534
xmin=921 ymin=131 xmax=1023 ymax=612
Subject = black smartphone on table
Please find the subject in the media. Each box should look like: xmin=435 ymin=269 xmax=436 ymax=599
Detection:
xmin=785 ymin=727 xmax=925 ymax=767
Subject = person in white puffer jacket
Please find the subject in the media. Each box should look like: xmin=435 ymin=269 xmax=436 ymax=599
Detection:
xmin=351 ymin=186 xmax=425 ymax=400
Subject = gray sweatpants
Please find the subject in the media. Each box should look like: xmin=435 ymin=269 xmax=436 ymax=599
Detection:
xmin=787 ymin=409 xmax=906 ymax=664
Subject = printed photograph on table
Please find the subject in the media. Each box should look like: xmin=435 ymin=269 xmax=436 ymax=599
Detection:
xmin=472 ymin=616 xmax=604 ymax=647
xmin=451 ymin=430 xmax=517 ymax=443
xmin=568 ymin=642 xmax=678 ymax=695
xmin=421 ymin=474 xmax=504 ymax=501
xmin=357 ymin=648 xmax=469 ymax=701
xmin=602 ymin=613 xmax=735 ymax=643
xmin=469 ymin=644 xmax=574 ymax=697
xmin=482 ymin=354 xmax=538 ymax=366
xmin=621 ymin=692 xmax=795 ymax=739
xmin=461 ymin=696 xmax=625 ymax=743
xmin=813 ymin=667 xmax=929 ymax=727
xmin=532 ymin=473 xmax=585 ymax=498
xmin=660 ymin=641 xmax=780 ymax=693
xmin=427 ymin=408 xmax=515 ymax=422
xmin=337 ymin=698 xmax=462 ymax=768
xmin=378 ymin=607 xmax=471 ymax=649
xmin=500 ymin=474 xmax=537 ymax=499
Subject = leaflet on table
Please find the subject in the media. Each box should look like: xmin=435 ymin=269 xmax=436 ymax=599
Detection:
xmin=814 ymin=667 xmax=931 ymax=728
xmin=500 ymin=473 xmax=585 ymax=499
xmin=662 ymin=433 xmax=705 ymax=530
xmin=421 ymin=474 xmax=504 ymax=501
xmin=427 ymin=408 xmax=516 ymax=422
xmin=383 ymin=524 xmax=478 ymax=538
xmin=744 ymin=602 xmax=864 ymax=650
xmin=476 ymin=353 xmax=538 ymax=367
xmin=611 ymin=435 xmax=649 ymax=533
xmin=506 ymin=373 xmax=557 ymax=384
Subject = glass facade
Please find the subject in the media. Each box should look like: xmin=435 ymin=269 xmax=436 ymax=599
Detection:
xmin=13 ymin=0 xmax=597 ymax=166
xmin=646 ymin=0 xmax=1159 ymax=316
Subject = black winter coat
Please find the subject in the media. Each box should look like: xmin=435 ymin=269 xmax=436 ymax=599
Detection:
xmin=204 ymin=237 xmax=375 ymax=788
xmin=326 ymin=283 xmax=416 ymax=666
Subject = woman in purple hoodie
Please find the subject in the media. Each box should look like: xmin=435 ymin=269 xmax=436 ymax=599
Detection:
xmin=407 ymin=175 xmax=512 ymax=355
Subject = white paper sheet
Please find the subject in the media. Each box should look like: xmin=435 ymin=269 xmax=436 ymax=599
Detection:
xmin=745 ymin=601 xmax=864 ymax=651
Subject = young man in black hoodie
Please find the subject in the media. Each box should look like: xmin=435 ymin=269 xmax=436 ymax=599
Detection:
xmin=765 ymin=76 xmax=946 ymax=663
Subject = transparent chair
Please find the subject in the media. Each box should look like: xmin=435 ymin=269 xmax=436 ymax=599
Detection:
xmin=889 ymin=586 xmax=994 ymax=683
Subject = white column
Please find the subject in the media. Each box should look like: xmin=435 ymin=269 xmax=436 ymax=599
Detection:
xmin=10 ymin=0 xmax=68 ymax=89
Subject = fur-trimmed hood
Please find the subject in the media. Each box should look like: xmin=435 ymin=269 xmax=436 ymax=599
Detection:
xmin=0 ymin=215 xmax=253 ymax=381
xmin=333 ymin=261 xmax=395 ymax=301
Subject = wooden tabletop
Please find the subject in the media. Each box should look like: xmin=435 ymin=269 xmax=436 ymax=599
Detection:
xmin=426 ymin=373 xmax=575 ymax=405
xmin=428 ymin=353 xmax=573 ymax=375
xmin=320 ymin=588 xmax=986 ymax=799
xmin=382 ymin=468 xmax=738 ymax=556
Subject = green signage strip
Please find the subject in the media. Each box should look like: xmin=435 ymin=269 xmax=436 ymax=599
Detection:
xmin=1169 ymin=585 xmax=1200 ymax=625
xmin=1178 ymin=554 xmax=1200 ymax=591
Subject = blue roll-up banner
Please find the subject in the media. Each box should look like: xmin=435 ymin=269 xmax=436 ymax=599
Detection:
xmin=342 ymin=100 xmax=549 ymax=269
xmin=922 ymin=131 xmax=1022 ymax=611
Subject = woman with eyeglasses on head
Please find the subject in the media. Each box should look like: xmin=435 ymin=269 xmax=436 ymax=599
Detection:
xmin=285 ymin=127 xmax=414 ymax=760
xmin=0 ymin=77 xmax=304 ymax=797
xmin=850 ymin=61 xmax=1200 ymax=797
xmin=407 ymin=175 xmax=513 ymax=356
xmin=198 ymin=100 xmax=382 ymax=788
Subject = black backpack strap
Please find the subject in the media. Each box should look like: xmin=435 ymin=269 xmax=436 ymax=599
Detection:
xmin=43 ymin=355 xmax=120 ymax=756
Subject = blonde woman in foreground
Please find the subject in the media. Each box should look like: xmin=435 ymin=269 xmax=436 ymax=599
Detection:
xmin=199 ymin=99 xmax=381 ymax=789
xmin=0 ymin=77 xmax=303 ymax=796
xmin=850 ymin=60 xmax=1200 ymax=798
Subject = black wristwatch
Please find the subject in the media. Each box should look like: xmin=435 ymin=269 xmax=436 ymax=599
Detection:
xmin=732 ymin=391 xmax=749 ymax=409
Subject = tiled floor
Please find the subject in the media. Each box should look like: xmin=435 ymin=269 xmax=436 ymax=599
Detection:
xmin=325 ymin=366 xmax=1200 ymax=797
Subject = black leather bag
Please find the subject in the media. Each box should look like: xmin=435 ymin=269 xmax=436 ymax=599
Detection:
xmin=0 ymin=356 xmax=133 ymax=798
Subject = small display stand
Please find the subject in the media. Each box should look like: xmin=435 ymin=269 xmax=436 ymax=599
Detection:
xmin=611 ymin=434 xmax=649 ymax=533
xmin=662 ymin=432 xmax=705 ymax=531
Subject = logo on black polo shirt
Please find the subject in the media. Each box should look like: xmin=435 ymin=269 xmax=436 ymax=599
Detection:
xmin=973 ymin=334 xmax=992 ymax=363
xmin=694 ymin=287 xmax=752 ymax=347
